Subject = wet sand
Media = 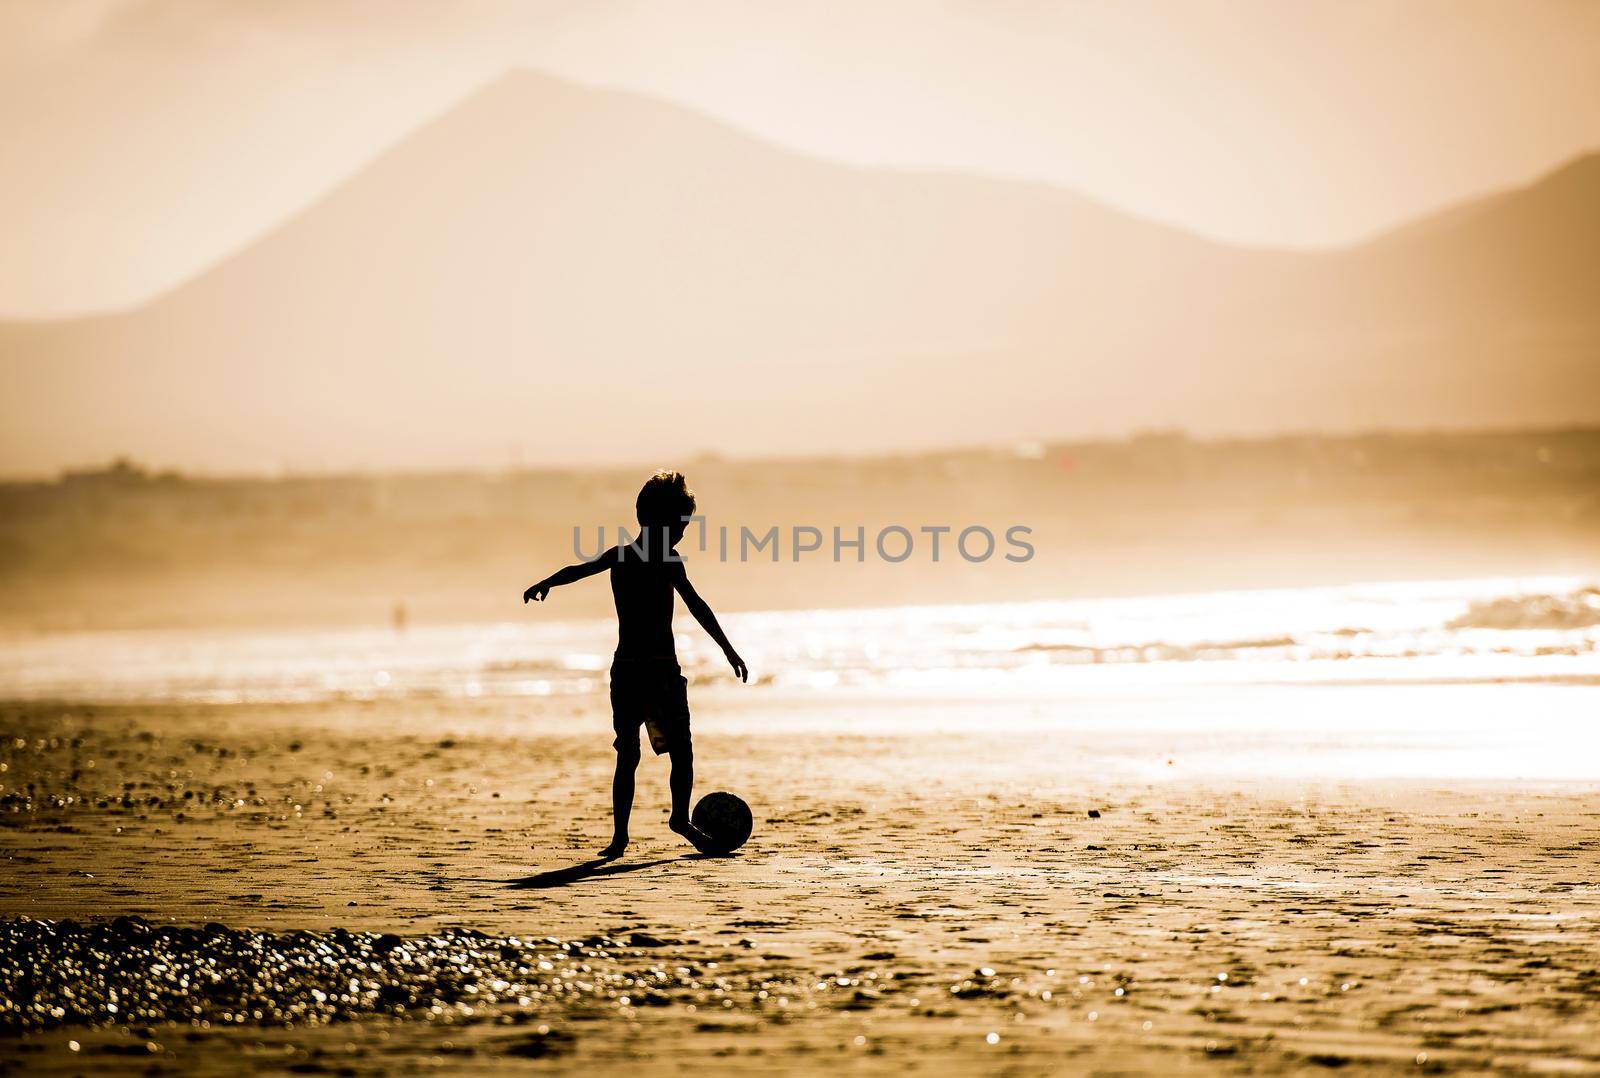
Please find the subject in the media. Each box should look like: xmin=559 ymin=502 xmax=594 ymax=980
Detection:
xmin=3 ymin=684 xmax=1600 ymax=1073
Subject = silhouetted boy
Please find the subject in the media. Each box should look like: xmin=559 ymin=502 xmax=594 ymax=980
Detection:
xmin=523 ymin=471 xmax=747 ymax=858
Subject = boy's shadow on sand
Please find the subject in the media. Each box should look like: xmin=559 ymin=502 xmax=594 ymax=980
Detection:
xmin=507 ymin=851 xmax=729 ymax=890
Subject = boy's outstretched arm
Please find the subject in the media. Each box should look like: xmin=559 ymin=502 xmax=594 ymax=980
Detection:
xmin=523 ymin=547 xmax=616 ymax=603
xmin=672 ymin=566 xmax=748 ymax=682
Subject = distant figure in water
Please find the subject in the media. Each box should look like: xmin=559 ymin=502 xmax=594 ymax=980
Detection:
xmin=523 ymin=471 xmax=747 ymax=859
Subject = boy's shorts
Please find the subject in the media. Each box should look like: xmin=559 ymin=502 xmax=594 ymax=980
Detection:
xmin=609 ymin=656 xmax=691 ymax=755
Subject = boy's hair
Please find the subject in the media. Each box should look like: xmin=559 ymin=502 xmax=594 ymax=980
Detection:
xmin=636 ymin=470 xmax=696 ymax=529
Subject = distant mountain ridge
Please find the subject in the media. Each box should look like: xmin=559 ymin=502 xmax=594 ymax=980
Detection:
xmin=2 ymin=69 xmax=1596 ymax=474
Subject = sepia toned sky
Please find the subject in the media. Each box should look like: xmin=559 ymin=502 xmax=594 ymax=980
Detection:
xmin=1 ymin=0 xmax=1599 ymax=316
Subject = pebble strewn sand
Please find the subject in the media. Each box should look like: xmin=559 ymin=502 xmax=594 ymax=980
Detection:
xmin=2 ymin=690 xmax=1599 ymax=1074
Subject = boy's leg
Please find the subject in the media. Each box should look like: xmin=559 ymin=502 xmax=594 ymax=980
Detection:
xmin=667 ymin=742 xmax=693 ymax=828
xmin=657 ymin=671 xmax=713 ymax=852
xmin=666 ymin=743 xmax=715 ymax=853
xmin=603 ymin=734 xmax=641 ymax=859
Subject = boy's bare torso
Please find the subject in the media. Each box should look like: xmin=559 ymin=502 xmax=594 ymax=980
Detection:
xmin=608 ymin=543 xmax=682 ymax=660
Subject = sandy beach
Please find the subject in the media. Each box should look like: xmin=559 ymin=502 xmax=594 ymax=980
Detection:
xmin=4 ymin=676 xmax=1599 ymax=1074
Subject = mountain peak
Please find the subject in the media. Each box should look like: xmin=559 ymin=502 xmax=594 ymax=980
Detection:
xmin=1 ymin=79 xmax=1596 ymax=474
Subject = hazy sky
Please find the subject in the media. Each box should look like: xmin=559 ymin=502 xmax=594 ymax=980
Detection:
xmin=3 ymin=0 xmax=1599 ymax=316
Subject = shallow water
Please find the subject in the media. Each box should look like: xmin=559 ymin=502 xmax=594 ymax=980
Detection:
xmin=1 ymin=576 xmax=1596 ymax=705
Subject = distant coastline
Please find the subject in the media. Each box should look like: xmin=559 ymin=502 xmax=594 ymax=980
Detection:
xmin=3 ymin=426 xmax=1596 ymax=633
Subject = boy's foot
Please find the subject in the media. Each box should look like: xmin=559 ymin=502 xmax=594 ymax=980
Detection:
xmin=669 ymin=817 xmax=717 ymax=854
xmin=598 ymin=836 xmax=628 ymax=860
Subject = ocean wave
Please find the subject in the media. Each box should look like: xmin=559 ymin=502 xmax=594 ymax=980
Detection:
xmin=1446 ymin=588 xmax=1600 ymax=631
xmin=1016 ymin=636 xmax=1301 ymax=663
